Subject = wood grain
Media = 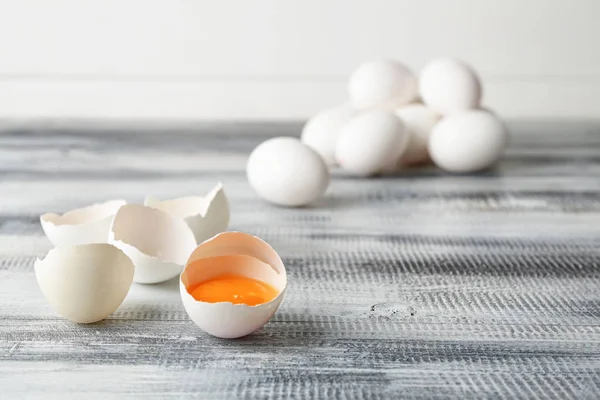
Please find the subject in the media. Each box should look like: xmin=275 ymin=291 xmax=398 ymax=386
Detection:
xmin=1 ymin=121 xmax=599 ymax=399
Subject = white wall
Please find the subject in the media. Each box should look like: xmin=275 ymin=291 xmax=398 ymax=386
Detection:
xmin=0 ymin=0 xmax=597 ymax=120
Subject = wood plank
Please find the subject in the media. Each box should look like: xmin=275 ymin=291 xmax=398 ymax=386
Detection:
xmin=0 ymin=122 xmax=599 ymax=399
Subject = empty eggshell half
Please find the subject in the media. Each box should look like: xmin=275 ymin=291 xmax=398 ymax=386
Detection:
xmin=108 ymin=204 xmax=198 ymax=284
xmin=180 ymin=231 xmax=287 ymax=339
xmin=144 ymin=183 xmax=230 ymax=244
xmin=40 ymin=200 xmax=126 ymax=247
xmin=34 ymin=243 xmax=134 ymax=323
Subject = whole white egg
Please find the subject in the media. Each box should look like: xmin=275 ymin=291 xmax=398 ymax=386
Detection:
xmin=428 ymin=110 xmax=508 ymax=173
xmin=247 ymin=137 xmax=330 ymax=206
xmin=348 ymin=60 xmax=418 ymax=110
xmin=335 ymin=110 xmax=408 ymax=176
xmin=145 ymin=183 xmax=230 ymax=245
xmin=396 ymin=104 xmax=441 ymax=166
xmin=300 ymin=104 xmax=354 ymax=166
xmin=420 ymin=58 xmax=482 ymax=115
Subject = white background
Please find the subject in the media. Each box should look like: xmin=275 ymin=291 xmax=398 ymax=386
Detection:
xmin=0 ymin=0 xmax=598 ymax=120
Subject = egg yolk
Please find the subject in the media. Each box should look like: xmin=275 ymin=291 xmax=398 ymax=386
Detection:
xmin=189 ymin=274 xmax=279 ymax=306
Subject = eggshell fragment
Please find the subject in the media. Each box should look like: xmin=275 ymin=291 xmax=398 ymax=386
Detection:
xmin=108 ymin=204 xmax=197 ymax=284
xmin=300 ymin=104 xmax=354 ymax=166
xmin=428 ymin=110 xmax=508 ymax=173
xmin=180 ymin=232 xmax=286 ymax=339
xmin=349 ymin=60 xmax=418 ymax=110
xmin=145 ymin=183 xmax=230 ymax=245
xmin=40 ymin=200 xmax=126 ymax=247
xmin=420 ymin=58 xmax=482 ymax=115
xmin=396 ymin=104 xmax=441 ymax=166
xmin=335 ymin=110 xmax=408 ymax=176
xmin=247 ymin=137 xmax=330 ymax=207
xmin=34 ymin=243 xmax=134 ymax=323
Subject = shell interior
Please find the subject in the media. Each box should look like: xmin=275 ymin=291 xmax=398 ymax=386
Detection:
xmin=185 ymin=232 xmax=286 ymax=277
xmin=110 ymin=204 xmax=197 ymax=265
xmin=41 ymin=199 xmax=126 ymax=226
xmin=144 ymin=183 xmax=230 ymax=244
xmin=145 ymin=183 xmax=225 ymax=219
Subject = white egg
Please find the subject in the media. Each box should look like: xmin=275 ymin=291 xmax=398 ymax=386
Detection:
xmin=428 ymin=110 xmax=508 ymax=172
xmin=108 ymin=204 xmax=198 ymax=284
xmin=40 ymin=199 xmax=126 ymax=247
xmin=180 ymin=231 xmax=287 ymax=339
xmin=335 ymin=110 xmax=408 ymax=176
xmin=348 ymin=60 xmax=418 ymax=110
xmin=34 ymin=243 xmax=134 ymax=323
xmin=300 ymin=104 xmax=354 ymax=166
xmin=420 ymin=58 xmax=482 ymax=115
xmin=247 ymin=137 xmax=330 ymax=207
xmin=145 ymin=182 xmax=230 ymax=245
xmin=396 ymin=104 xmax=441 ymax=166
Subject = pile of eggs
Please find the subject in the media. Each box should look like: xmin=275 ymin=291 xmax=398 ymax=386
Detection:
xmin=247 ymin=58 xmax=509 ymax=207
xmin=35 ymin=184 xmax=287 ymax=338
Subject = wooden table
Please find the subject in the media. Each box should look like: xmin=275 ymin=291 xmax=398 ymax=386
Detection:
xmin=1 ymin=121 xmax=599 ymax=399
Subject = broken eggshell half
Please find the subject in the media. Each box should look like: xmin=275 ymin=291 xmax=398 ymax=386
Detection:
xmin=40 ymin=200 xmax=127 ymax=247
xmin=180 ymin=231 xmax=287 ymax=339
xmin=145 ymin=183 xmax=230 ymax=245
xmin=108 ymin=204 xmax=198 ymax=284
xmin=34 ymin=243 xmax=134 ymax=323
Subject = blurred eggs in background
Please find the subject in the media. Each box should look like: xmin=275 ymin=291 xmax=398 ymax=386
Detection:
xmin=247 ymin=57 xmax=509 ymax=206
xmin=300 ymin=104 xmax=355 ymax=166
xmin=428 ymin=110 xmax=508 ymax=172
xmin=395 ymin=104 xmax=441 ymax=167
xmin=419 ymin=58 xmax=482 ymax=115
xmin=348 ymin=60 xmax=418 ymax=110
xmin=336 ymin=110 xmax=408 ymax=176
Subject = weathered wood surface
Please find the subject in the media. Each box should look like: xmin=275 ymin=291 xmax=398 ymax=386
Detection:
xmin=1 ymin=121 xmax=599 ymax=399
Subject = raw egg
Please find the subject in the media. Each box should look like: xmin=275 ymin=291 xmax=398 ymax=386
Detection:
xmin=188 ymin=274 xmax=278 ymax=306
xmin=180 ymin=231 xmax=287 ymax=339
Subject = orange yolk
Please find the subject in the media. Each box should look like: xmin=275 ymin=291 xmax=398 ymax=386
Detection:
xmin=189 ymin=274 xmax=279 ymax=306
